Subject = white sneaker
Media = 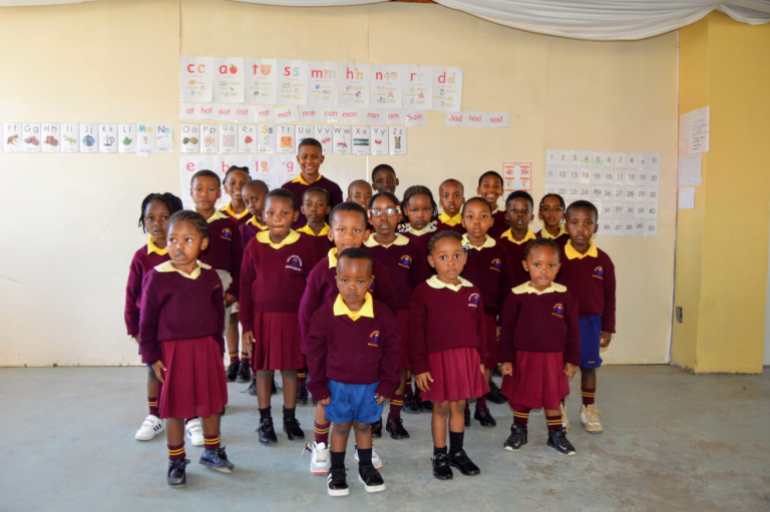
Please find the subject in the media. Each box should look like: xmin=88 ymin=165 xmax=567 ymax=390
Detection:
xmin=354 ymin=447 xmax=384 ymax=469
xmin=185 ymin=418 xmax=204 ymax=446
xmin=580 ymin=404 xmax=603 ymax=433
xmin=308 ymin=441 xmax=330 ymax=475
xmin=134 ymin=414 xmax=164 ymax=441
xmin=560 ymin=403 xmax=570 ymax=432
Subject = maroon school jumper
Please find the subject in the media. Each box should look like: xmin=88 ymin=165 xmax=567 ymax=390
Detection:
xmin=435 ymin=213 xmax=465 ymax=234
xmin=499 ymin=229 xmax=536 ymax=290
xmin=557 ymin=241 xmax=617 ymax=333
xmin=489 ymin=209 xmax=508 ymax=239
xmin=124 ymin=240 xmax=169 ymax=337
xmin=239 ymin=215 xmax=266 ymax=247
xmin=536 ymin=227 xmax=569 ymax=249
xmin=403 ymin=224 xmax=437 ymax=284
xmin=220 ymin=203 xmax=251 ymax=226
xmin=282 ymin=174 xmax=343 ymax=228
xmin=306 ymin=294 xmax=400 ymax=401
xmin=200 ymin=211 xmax=243 ymax=299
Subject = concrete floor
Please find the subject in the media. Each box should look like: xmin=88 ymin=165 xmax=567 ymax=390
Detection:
xmin=0 ymin=366 xmax=768 ymax=512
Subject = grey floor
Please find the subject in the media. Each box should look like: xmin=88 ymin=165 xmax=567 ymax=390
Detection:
xmin=1 ymin=366 xmax=768 ymax=512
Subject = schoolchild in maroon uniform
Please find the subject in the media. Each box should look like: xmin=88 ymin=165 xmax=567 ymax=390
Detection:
xmin=459 ymin=197 xmax=507 ymax=427
xmin=536 ymin=193 xmax=569 ymax=248
xmin=499 ymin=190 xmax=537 ymax=290
xmin=297 ymin=187 xmax=333 ymax=250
xmin=239 ymin=179 xmax=268 ymax=245
xmin=371 ymin=163 xmax=399 ymax=196
xmin=282 ymin=138 xmax=343 ymax=228
xmin=410 ymin=231 xmax=488 ymax=481
xmin=477 ymin=171 xmax=507 ymax=239
xmin=220 ymin=166 xmax=252 ymax=226
xmin=364 ymin=192 xmax=420 ymax=440
xmin=139 ymin=210 xmax=235 ymax=486
xmin=307 ymin=249 xmax=400 ymax=496
xmin=348 ymin=180 xmax=373 ymax=210
xmin=240 ymin=189 xmax=321 ymax=445
xmin=436 ymin=178 xmax=465 ymax=234
xmin=500 ymin=238 xmax=580 ymax=456
xmin=557 ymin=200 xmax=616 ymax=434
xmin=126 ymin=192 xmax=183 ymax=442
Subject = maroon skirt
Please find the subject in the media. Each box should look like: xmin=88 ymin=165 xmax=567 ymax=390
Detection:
xmin=501 ymin=351 xmax=569 ymax=410
xmin=397 ymin=309 xmax=410 ymax=370
xmin=159 ymin=337 xmax=228 ymax=419
xmin=422 ymin=347 xmax=489 ymax=402
xmin=481 ymin=313 xmax=499 ymax=369
xmin=251 ymin=312 xmax=305 ymax=371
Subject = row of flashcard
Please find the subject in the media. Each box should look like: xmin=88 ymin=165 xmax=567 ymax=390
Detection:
xmin=545 ymin=149 xmax=662 ymax=187
xmin=1 ymin=123 xmax=173 ymax=154
xmin=180 ymin=124 xmax=407 ymax=157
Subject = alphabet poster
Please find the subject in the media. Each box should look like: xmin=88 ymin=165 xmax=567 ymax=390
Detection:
xmin=338 ymin=63 xmax=369 ymax=109
xmin=432 ymin=67 xmax=463 ymax=112
xmin=307 ymin=61 xmax=338 ymax=108
xmin=181 ymin=56 xmax=214 ymax=103
xmin=277 ymin=60 xmax=309 ymax=105
xmin=213 ymin=57 xmax=245 ymax=103
xmin=371 ymin=65 xmax=403 ymax=109
xmin=246 ymin=58 xmax=278 ymax=105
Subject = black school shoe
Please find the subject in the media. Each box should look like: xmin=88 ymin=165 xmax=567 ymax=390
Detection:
xmin=358 ymin=464 xmax=386 ymax=493
xmin=474 ymin=406 xmax=497 ymax=428
xmin=237 ymin=360 xmax=251 ymax=383
xmin=547 ymin=429 xmax=576 ymax=456
xmin=226 ymin=361 xmax=239 ymax=382
xmin=283 ymin=417 xmax=305 ymax=440
xmin=199 ymin=446 xmax=234 ymax=473
xmin=432 ymin=452 xmax=453 ymax=480
xmin=327 ymin=468 xmax=349 ymax=497
xmin=258 ymin=417 xmax=278 ymax=444
xmin=296 ymin=381 xmax=308 ymax=405
xmin=448 ymin=449 xmax=480 ymax=476
xmin=167 ymin=459 xmax=189 ymax=486
xmin=370 ymin=418 xmax=383 ymax=438
xmin=486 ymin=380 xmax=507 ymax=404
xmin=385 ymin=417 xmax=410 ymax=439
xmin=503 ymin=425 xmax=528 ymax=451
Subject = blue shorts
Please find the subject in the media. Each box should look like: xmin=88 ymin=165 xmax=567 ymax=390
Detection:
xmin=325 ymin=380 xmax=383 ymax=424
xmin=579 ymin=314 xmax=603 ymax=369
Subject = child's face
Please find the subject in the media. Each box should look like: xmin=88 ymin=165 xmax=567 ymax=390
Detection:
xmin=539 ymin=196 xmax=564 ymax=229
xmin=369 ymin=196 xmax=401 ymax=237
xmin=506 ymin=198 xmax=533 ymax=233
xmin=428 ymin=237 xmax=467 ymax=283
xmin=336 ymin=257 xmax=374 ymax=306
xmin=373 ymin=169 xmax=398 ymax=194
xmin=242 ymin=185 xmax=266 ymax=218
xmin=167 ymin=220 xmax=208 ymax=270
xmin=405 ymin=194 xmax=433 ymax=230
xmin=191 ymin=176 xmax=221 ymax=212
xmin=477 ymin=176 xmax=503 ymax=208
xmin=297 ymin=145 xmax=324 ymax=178
xmin=348 ymin=183 xmax=373 ymax=209
xmin=144 ymin=200 xmax=171 ymax=244
xmin=439 ymin=182 xmax=464 ymax=217
xmin=330 ymin=211 xmax=370 ymax=252
xmin=301 ymin=192 xmax=330 ymax=225
xmin=566 ymin=208 xmax=597 ymax=250
xmin=224 ymin=171 xmax=249 ymax=203
xmin=524 ymin=245 xmax=561 ymax=290
xmin=264 ymin=196 xmax=298 ymax=238
xmin=461 ymin=201 xmax=493 ymax=241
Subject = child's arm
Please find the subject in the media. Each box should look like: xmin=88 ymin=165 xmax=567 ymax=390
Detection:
xmin=499 ymin=292 xmax=520 ymax=375
xmin=124 ymin=253 xmax=143 ymax=338
xmin=601 ymin=256 xmax=617 ymax=345
xmin=137 ymin=272 xmax=163 ymax=367
xmin=408 ymin=288 xmax=430 ymax=387
xmin=238 ymin=244 xmax=257 ymax=337
xmin=475 ymin=292 xmax=489 ymax=371
xmin=305 ymin=310 xmax=330 ymax=401
xmin=212 ymin=272 xmax=226 ymax=349
xmin=376 ymin=305 xmax=402 ymax=400
xmin=564 ymin=291 xmax=581 ymax=373
xmin=372 ymin=261 xmax=400 ymax=313
xmin=298 ymin=264 xmax=323 ymax=353
xmin=228 ymin=220 xmax=243 ymax=301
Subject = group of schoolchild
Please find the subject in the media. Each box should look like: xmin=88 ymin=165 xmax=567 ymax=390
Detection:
xmin=125 ymin=137 xmax=616 ymax=495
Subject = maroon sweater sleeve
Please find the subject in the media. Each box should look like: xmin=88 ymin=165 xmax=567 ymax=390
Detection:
xmin=376 ymin=305 xmax=401 ymax=398
xmin=298 ymin=262 xmax=325 ymax=352
xmin=124 ymin=251 xmax=143 ymax=336
xmin=238 ymin=243 xmax=257 ymax=333
xmin=565 ymin=291 xmax=581 ymax=366
xmin=602 ymin=255 xmax=617 ymax=333
xmin=408 ymin=286 xmax=429 ymax=374
xmin=305 ymin=308 xmax=330 ymax=400
xmin=499 ymin=292 xmax=521 ymax=363
xmin=138 ymin=271 xmax=163 ymax=365
xmin=475 ymin=294 xmax=490 ymax=364
xmin=229 ymin=221 xmax=243 ymax=300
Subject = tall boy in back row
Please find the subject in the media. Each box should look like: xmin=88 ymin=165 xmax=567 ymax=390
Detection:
xmin=283 ymin=138 xmax=343 ymax=228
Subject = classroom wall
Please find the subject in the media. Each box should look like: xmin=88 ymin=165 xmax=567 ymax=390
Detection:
xmin=0 ymin=0 xmax=677 ymax=366
xmin=672 ymin=12 xmax=770 ymax=373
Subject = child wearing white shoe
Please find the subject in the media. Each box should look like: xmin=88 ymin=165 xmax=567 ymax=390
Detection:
xmin=125 ymin=192 xmax=182 ymax=441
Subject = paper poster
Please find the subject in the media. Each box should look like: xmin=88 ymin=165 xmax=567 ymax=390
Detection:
xmin=180 ymin=124 xmax=201 ymax=153
xmin=155 ymin=124 xmax=173 ymax=153
xmin=389 ymin=127 xmax=407 ymax=155
xmin=340 ymin=110 xmax=361 ymax=125
xmin=370 ymin=65 xmax=403 ymax=109
xmin=679 ymin=187 xmax=696 ymax=209
xmin=351 ymin=126 xmax=371 ymax=156
xmin=136 ymin=124 xmax=154 ymax=155
xmin=79 ymin=124 xmax=98 ymax=153
xmin=324 ymin=110 xmax=340 ymax=124
xmin=371 ymin=127 xmax=389 ymax=156
xmin=179 ymin=155 xmax=216 ymax=207
xmin=276 ymin=125 xmax=295 ymax=154
xmin=445 ymin=112 xmax=464 ymax=127
xmin=118 ymin=124 xmax=136 ymax=153
xmin=295 ymin=125 xmax=315 ymax=150
xmin=432 ymin=67 xmax=462 ymax=111
xmin=485 ymin=112 xmax=510 ymax=128
xmin=41 ymin=123 xmax=60 ymax=153
xmin=246 ymin=58 xmax=278 ymax=104
xmin=299 ymin=108 xmax=320 ymax=123
xmin=254 ymin=107 xmax=273 ymax=123
xmin=238 ymin=124 xmax=257 ymax=154
xmin=96 ymin=124 xmax=117 ymax=153
xmin=386 ymin=111 xmax=403 ymax=126
xmin=219 ymin=124 xmax=237 ymax=154
xmin=273 ymin=106 xmax=298 ymax=123
xmin=214 ymin=105 xmax=234 ymax=121
xmin=180 ymin=103 xmax=198 ymax=121
xmin=197 ymin=104 xmax=215 ymax=120
xmin=403 ymin=65 xmax=433 ymax=110
xmin=314 ymin=125 xmax=333 ymax=154
xmin=180 ymin=56 xmax=214 ymax=103
xmin=213 ymin=57 xmax=245 ymax=103
xmin=60 ymin=124 xmax=79 ymax=153
xmin=272 ymin=154 xmax=298 ymax=186
xmin=503 ymin=161 xmax=533 ymax=192
xmin=307 ymin=61 xmax=338 ymax=107
xmin=200 ymin=125 xmax=219 ymax=154
xmin=338 ymin=63 xmax=369 ymax=109
xmin=679 ymin=106 xmax=709 ymax=155
xmin=257 ymin=124 xmax=276 ymax=153
xmin=232 ymin=106 xmax=252 ymax=123
xmin=678 ymin=154 xmax=702 ymax=186
xmin=277 ymin=60 xmax=309 ymax=105
xmin=21 ymin=123 xmax=41 ymax=153
xmin=333 ymin=126 xmax=351 ymax=155
xmin=364 ymin=111 xmax=385 ymax=126
xmin=404 ymin=112 xmax=426 ymax=127
xmin=464 ymin=112 xmax=485 ymax=128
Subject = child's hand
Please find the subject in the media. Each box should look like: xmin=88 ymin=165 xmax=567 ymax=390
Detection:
xmin=319 ymin=397 xmax=331 ymax=406
xmin=496 ymin=326 xmax=502 ymax=341
xmin=131 ymin=336 xmax=138 ymax=344
xmin=242 ymin=331 xmax=254 ymax=357
xmin=415 ymin=372 xmax=433 ymax=392
xmin=224 ymin=292 xmax=236 ymax=306
xmin=151 ymin=360 xmax=166 ymax=383
xmin=374 ymin=394 xmax=385 ymax=405
xmin=563 ymin=362 xmax=578 ymax=378
xmin=501 ymin=362 xmax=513 ymax=376
xmin=479 ymin=363 xmax=486 ymax=375
xmin=600 ymin=331 xmax=613 ymax=348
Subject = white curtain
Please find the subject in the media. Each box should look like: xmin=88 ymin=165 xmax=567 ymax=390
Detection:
xmin=230 ymin=0 xmax=770 ymax=40
xmin=0 ymin=0 xmax=94 ymax=5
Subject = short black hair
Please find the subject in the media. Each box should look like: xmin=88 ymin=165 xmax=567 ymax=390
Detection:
xmin=338 ymin=247 xmax=374 ymax=273
xmin=401 ymin=185 xmax=438 ymax=221
xmin=524 ymin=238 xmax=560 ymax=260
xmin=169 ymin=210 xmax=208 ymax=237
xmin=368 ymin=191 xmax=400 ymax=209
xmin=297 ymin=137 xmax=323 ymax=153
xmin=243 ymin=179 xmax=268 ymax=194
xmin=428 ymin=230 xmax=463 ymax=254
xmin=265 ymin=188 xmax=297 ymax=210
xmin=505 ymin=190 xmax=534 ymax=210
xmin=461 ymin=196 xmax=492 ymax=216
xmin=224 ymin=165 xmax=249 ymax=183
xmin=539 ymin=193 xmax=566 ymax=210
xmin=440 ymin=178 xmax=464 ymax=192
xmin=330 ymin=201 xmax=368 ymax=227
xmin=348 ymin=179 xmax=372 ymax=195
xmin=303 ymin=186 xmax=331 ymax=206
xmin=190 ymin=169 xmax=221 ymax=186
xmin=478 ymin=170 xmax=504 ymax=188
xmin=371 ymin=163 xmax=395 ymax=181
xmin=566 ymin=200 xmax=599 ymax=222
xmin=138 ymin=192 xmax=184 ymax=231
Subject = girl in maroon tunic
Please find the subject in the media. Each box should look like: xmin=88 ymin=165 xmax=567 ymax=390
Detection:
xmin=139 ymin=210 xmax=234 ymax=486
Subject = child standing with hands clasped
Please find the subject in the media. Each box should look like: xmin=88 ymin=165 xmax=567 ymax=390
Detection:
xmin=139 ymin=210 xmax=234 ymax=486
xmin=499 ymin=238 xmax=579 ymax=455
xmin=410 ymin=231 xmax=488 ymax=481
